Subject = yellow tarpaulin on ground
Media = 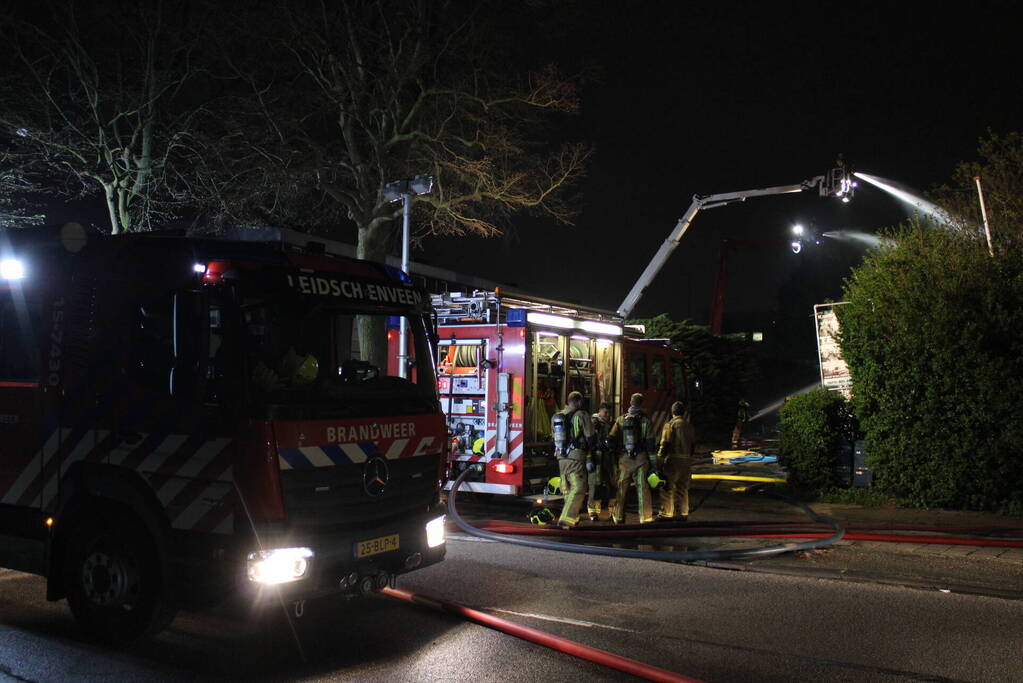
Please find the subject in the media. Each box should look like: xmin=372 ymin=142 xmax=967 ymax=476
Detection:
xmin=711 ymin=449 xmax=762 ymax=464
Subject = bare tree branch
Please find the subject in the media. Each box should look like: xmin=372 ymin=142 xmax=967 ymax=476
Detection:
xmin=0 ymin=1 xmax=208 ymax=233
xmin=190 ymin=0 xmax=590 ymax=262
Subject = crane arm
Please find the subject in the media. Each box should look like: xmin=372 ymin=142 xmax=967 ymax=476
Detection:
xmin=616 ymin=174 xmax=832 ymax=319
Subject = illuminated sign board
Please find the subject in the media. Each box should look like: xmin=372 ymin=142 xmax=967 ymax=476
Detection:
xmin=814 ymin=302 xmax=852 ymax=399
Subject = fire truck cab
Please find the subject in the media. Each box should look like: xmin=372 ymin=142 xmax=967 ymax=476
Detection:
xmin=430 ymin=290 xmax=686 ymax=496
xmin=0 ymin=226 xmax=447 ymax=642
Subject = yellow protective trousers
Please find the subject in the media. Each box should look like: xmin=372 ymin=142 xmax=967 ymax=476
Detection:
xmin=659 ymin=456 xmax=692 ymax=519
xmin=613 ymin=453 xmax=653 ymax=523
xmin=557 ymin=453 xmax=588 ymax=526
xmin=587 ymin=450 xmax=618 ymax=515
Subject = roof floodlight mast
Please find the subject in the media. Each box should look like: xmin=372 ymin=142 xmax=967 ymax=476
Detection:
xmin=386 ymin=174 xmax=434 ymax=378
xmin=615 ymin=165 xmax=852 ymax=319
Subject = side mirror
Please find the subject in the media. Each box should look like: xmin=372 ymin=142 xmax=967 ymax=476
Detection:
xmin=170 ymin=290 xmax=209 ymax=398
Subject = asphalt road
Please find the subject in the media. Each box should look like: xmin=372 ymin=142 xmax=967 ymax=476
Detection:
xmin=2 ymin=526 xmax=1022 ymax=683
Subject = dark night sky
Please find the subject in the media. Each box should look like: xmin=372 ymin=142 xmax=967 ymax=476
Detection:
xmin=32 ymin=2 xmax=1022 ymax=332
xmin=419 ymin=1 xmax=1022 ymax=327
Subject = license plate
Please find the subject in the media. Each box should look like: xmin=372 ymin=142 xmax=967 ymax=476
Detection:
xmin=355 ymin=534 xmax=400 ymax=558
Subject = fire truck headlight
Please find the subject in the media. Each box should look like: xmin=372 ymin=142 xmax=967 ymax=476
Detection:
xmin=247 ymin=547 xmax=314 ymax=585
xmin=426 ymin=515 xmax=446 ymax=548
xmin=1 ymin=258 xmax=25 ymax=280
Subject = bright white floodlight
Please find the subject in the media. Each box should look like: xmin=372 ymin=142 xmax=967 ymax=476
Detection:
xmin=1 ymin=258 xmax=25 ymax=280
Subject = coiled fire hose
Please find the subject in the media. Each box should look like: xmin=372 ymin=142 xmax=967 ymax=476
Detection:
xmin=446 ymin=467 xmax=846 ymax=562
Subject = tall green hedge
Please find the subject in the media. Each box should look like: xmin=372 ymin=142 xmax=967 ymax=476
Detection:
xmin=778 ymin=388 xmax=855 ymax=492
xmin=839 ymin=222 xmax=1023 ymax=512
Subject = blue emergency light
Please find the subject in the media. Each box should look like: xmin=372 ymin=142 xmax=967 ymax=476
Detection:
xmin=382 ymin=265 xmax=413 ymax=283
xmin=507 ymin=308 xmax=527 ymax=327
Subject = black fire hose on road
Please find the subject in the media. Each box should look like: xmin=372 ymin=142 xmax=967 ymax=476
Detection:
xmin=446 ymin=468 xmax=846 ymax=562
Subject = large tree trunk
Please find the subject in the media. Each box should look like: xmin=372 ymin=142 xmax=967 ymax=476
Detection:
xmin=103 ymin=183 xmax=121 ymax=235
xmin=355 ymin=223 xmax=394 ymax=374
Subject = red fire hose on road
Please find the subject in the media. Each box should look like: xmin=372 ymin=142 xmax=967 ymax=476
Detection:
xmin=472 ymin=523 xmax=1023 ymax=547
xmin=381 ymin=586 xmax=703 ymax=683
xmin=732 ymin=532 xmax=1023 ymax=546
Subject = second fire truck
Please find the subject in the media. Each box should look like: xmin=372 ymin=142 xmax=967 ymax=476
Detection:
xmin=425 ymin=290 xmax=686 ymax=496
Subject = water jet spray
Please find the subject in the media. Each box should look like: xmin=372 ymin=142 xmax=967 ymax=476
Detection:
xmin=821 ymin=229 xmax=889 ymax=249
xmin=750 ymin=382 xmax=821 ymax=422
xmin=853 ymin=173 xmax=951 ymax=224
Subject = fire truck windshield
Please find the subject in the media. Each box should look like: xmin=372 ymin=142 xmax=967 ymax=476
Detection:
xmin=237 ymin=297 xmax=437 ymax=415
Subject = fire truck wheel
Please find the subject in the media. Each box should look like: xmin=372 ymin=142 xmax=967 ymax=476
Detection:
xmin=64 ymin=512 xmax=175 ymax=645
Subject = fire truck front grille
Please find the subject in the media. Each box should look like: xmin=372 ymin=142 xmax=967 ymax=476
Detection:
xmin=280 ymin=454 xmax=440 ymax=529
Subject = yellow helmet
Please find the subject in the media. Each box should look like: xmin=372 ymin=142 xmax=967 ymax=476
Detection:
xmin=280 ymin=347 xmax=319 ymax=385
xmin=293 ymin=353 xmax=319 ymax=385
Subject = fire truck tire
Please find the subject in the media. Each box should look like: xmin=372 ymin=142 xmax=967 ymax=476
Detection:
xmin=64 ymin=510 xmax=175 ymax=645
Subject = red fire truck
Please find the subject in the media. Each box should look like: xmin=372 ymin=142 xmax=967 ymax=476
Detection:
xmin=427 ymin=290 xmax=686 ymax=496
xmin=0 ymin=225 xmax=447 ymax=642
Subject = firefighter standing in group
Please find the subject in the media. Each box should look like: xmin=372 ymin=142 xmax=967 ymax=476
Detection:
xmin=609 ymin=393 xmax=656 ymax=524
xmin=732 ymin=398 xmax=750 ymax=448
xmin=656 ymin=400 xmax=696 ymax=521
xmin=551 ymin=391 xmax=594 ymax=528
xmin=587 ymin=402 xmax=617 ymax=522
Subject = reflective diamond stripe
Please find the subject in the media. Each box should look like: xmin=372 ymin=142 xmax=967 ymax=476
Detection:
xmin=211 ymin=515 xmax=233 ymax=535
xmin=136 ymin=434 xmax=190 ymax=473
xmin=173 ymin=496 xmax=212 ymax=529
xmin=173 ymin=482 xmax=231 ymax=530
xmin=1 ymin=428 xmax=64 ymax=505
xmin=508 ymin=430 xmax=524 ymax=463
xmin=278 ymin=449 xmax=308 ymax=469
xmin=155 ymin=439 xmax=232 ymax=503
xmin=384 ymin=438 xmax=409 ymax=459
xmin=276 ymin=436 xmax=435 ymax=469
xmin=298 ymin=446 xmax=335 ymax=468
xmin=442 ymin=481 xmax=516 ymax=494
xmin=42 ymin=429 xmax=111 ymax=509
xmin=411 ymin=437 xmax=435 ymax=456
xmin=193 ymin=490 xmax=237 ymax=534
xmin=340 ymin=443 xmax=369 ymax=464
xmin=174 ymin=438 xmax=232 ymax=479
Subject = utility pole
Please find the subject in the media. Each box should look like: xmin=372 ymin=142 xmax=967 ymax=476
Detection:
xmin=973 ymin=175 xmax=994 ymax=257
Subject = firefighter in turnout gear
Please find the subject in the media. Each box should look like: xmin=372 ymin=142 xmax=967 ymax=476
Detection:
xmin=587 ymin=402 xmax=617 ymax=521
xmin=657 ymin=400 xmax=696 ymax=520
xmin=732 ymin=398 xmax=750 ymax=448
xmin=609 ymin=393 xmax=656 ymax=524
xmin=552 ymin=391 xmax=594 ymax=528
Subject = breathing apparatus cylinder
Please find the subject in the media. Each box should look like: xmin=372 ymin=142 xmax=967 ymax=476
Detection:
xmin=551 ymin=411 xmax=570 ymax=457
xmin=459 ymin=426 xmax=475 ymax=453
xmin=621 ymin=414 xmax=638 ymax=457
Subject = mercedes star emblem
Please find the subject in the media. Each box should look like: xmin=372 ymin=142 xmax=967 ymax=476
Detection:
xmin=363 ymin=456 xmax=390 ymax=497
